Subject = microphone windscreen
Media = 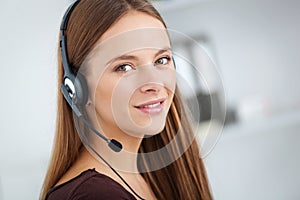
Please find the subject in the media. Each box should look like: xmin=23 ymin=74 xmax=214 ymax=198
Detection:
xmin=108 ymin=139 xmax=123 ymax=152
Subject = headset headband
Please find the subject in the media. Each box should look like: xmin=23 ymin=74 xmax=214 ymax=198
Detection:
xmin=60 ymin=0 xmax=80 ymax=79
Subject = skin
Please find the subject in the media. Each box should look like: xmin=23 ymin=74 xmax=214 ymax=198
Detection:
xmin=56 ymin=11 xmax=175 ymax=200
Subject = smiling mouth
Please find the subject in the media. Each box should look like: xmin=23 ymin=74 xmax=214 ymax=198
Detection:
xmin=134 ymin=99 xmax=165 ymax=114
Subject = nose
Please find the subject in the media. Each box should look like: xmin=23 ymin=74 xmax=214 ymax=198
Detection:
xmin=139 ymin=83 xmax=162 ymax=94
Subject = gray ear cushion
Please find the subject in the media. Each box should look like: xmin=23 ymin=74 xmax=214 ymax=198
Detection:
xmin=73 ymin=72 xmax=88 ymax=106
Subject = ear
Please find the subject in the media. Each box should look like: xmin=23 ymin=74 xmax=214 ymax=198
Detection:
xmin=86 ymin=99 xmax=93 ymax=107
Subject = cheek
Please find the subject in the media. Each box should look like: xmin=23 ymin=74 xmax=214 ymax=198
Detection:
xmin=95 ymin=88 xmax=111 ymax=110
xmin=94 ymin=76 xmax=116 ymax=122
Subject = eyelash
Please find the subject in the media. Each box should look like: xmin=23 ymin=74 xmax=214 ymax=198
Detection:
xmin=114 ymin=56 xmax=171 ymax=72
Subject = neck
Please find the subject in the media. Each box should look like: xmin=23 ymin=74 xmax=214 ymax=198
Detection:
xmin=84 ymin=129 xmax=143 ymax=173
xmin=79 ymin=145 xmax=142 ymax=174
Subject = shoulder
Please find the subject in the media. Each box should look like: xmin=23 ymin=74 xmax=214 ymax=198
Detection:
xmin=46 ymin=169 xmax=136 ymax=200
xmin=70 ymin=170 xmax=136 ymax=200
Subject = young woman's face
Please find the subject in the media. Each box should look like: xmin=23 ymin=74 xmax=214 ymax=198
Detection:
xmin=83 ymin=11 xmax=176 ymax=139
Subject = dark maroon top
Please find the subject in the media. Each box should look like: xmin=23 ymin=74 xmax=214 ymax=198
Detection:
xmin=46 ymin=168 xmax=136 ymax=200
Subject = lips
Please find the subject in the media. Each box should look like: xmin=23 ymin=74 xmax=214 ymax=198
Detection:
xmin=135 ymin=98 xmax=166 ymax=114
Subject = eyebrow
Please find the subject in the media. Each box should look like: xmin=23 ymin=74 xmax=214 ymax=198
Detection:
xmin=105 ymin=47 xmax=172 ymax=65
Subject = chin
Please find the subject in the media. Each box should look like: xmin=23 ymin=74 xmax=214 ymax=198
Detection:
xmin=141 ymin=119 xmax=166 ymax=137
xmin=120 ymin=117 xmax=166 ymax=139
xmin=142 ymin=128 xmax=164 ymax=139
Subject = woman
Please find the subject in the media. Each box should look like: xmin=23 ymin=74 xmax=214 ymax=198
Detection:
xmin=40 ymin=0 xmax=213 ymax=199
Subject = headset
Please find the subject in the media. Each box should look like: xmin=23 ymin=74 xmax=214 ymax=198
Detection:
xmin=59 ymin=0 xmax=122 ymax=153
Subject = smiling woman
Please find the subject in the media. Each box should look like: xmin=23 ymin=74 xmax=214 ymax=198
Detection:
xmin=40 ymin=0 xmax=213 ymax=200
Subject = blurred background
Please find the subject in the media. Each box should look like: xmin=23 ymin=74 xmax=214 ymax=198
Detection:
xmin=0 ymin=0 xmax=299 ymax=199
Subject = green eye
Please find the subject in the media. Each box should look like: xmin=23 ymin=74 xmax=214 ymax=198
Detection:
xmin=155 ymin=57 xmax=170 ymax=65
xmin=115 ymin=64 xmax=134 ymax=72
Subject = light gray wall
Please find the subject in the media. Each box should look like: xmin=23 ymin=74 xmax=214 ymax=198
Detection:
xmin=0 ymin=0 xmax=66 ymax=199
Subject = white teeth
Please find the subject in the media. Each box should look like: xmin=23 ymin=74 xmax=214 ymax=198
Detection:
xmin=143 ymin=102 xmax=160 ymax=108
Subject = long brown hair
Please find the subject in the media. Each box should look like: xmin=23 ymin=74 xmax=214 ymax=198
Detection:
xmin=40 ymin=0 xmax=213 ymax=199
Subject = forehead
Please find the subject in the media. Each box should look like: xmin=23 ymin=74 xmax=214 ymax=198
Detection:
xmin=99 ymin=11 xmax=166 ymax=43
